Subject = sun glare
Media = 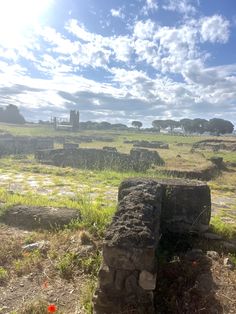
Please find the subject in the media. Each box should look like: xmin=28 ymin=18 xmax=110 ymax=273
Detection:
xmin=0 ymin=0 xmax=52 ymax=44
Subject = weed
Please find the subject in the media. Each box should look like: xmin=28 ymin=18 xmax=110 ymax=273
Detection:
xmin=67 ymin=195 xmax=116 ymax=237
xmin=80 ymin=278 xmax=97 ymax=314
xmin=0 ymin=266 xmax=8 ymax=283
xmin=78 ymin=251 xmax=102 ymax=277
xmin=56 ymin=250 xmax=101 ymax=279
xmin=13 ymin=250 xmax=42 ymax=276
xmin=229 ymin=254 xmax=236 ymax=266
xmin=56 ymin=252 xmax=77 ymax=279
xmin=80 ymin=231 xmax=94 ymax=245
xmin=0 ymin=237 xmax=22 ymax=266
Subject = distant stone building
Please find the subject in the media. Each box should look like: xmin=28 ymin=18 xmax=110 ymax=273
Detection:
xmin=53 ymin=110 xmax=80 ymax=131
xmin=69 ymin=110 xmax=80 ymax=130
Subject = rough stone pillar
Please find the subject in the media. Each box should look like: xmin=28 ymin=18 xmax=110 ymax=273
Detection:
xmin=118 ymin=178 xmax=211 ymax=234
xmin=93 ymin=180 xmax=162 ymax=314
xmin=158 ymin=178 xmax=211 ymax=233
xmin=93 ymin=178 xmax=211 ymax=313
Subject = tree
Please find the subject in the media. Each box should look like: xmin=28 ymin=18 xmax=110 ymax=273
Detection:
xmin=132 ymin=121 xmax=142 ymax=129
xmin=180 ymin=118 xmax=193 ymax=133
xmin=152 ymin=120 xmax=161 ymax=132
xmin=192 ymin=119 xmax=208 ymax=134
xmin=0 ymin=104 xmax=25 ymax=124
xmin=207 ymin=118 xmax=234 ymax=135
xmin=152 ymin=119 xmax=179 ymax=132
xmin=165 ymin=119 xmax=180 ymax=132
xmin=180 ymin=118 xmax=208 ymax=133
xmin=99 ymin=121 xmax=112 ymax=129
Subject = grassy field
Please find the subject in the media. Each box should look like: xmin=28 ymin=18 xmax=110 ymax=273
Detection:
xmin=0 ymin=123 xmax=235 ymax=313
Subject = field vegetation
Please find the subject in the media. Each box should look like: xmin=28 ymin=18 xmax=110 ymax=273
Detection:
xmin=0 ymin=122 xmax=235 ymax=313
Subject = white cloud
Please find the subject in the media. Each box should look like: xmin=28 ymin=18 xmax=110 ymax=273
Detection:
xmin=65 ymin=19 xmax=95 ymax=42
xmin=110 ymin=8 xmax=125 ymax=19
xmin=200 ymin=15 xmax=230 ymax=44
xmin=133 ymin=19 xmax=157 ymax=39
xmin=143 ymin=0 xmax=158 ymax=15
xmin=162 ymin=0 xmax=197 ymax=16
xmin=111 ymin=36 xmax=133 ymax=62
xmin=134 ymin=38 xmax=159 ymax=66
xmin=0 ymin=9 xmax=235 ymax=125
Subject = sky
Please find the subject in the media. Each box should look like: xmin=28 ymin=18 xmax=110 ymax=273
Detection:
xmin=0 ymin=0 xmax=236 ymax=127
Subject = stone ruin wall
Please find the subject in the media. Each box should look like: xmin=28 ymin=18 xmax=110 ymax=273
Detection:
xmin=192 ymin=139 xmax=236 ymax=152
xmin=35 ymin=147 xmax=165 ymax=172
xmin=93 ymin=178 xmax=211 ymax=314
xmin=0 ymin=135 xmax=54 ymax=156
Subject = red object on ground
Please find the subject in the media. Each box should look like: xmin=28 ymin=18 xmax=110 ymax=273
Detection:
xmin=47 ymin=304 xmax=57 ymax=312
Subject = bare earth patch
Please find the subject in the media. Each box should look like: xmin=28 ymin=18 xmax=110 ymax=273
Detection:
xmin=0 ymin=224 xmax=99 ymax=314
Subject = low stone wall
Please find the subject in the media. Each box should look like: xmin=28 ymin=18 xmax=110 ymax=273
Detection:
xmin=192 ymin=139 xmax=236 ymax=152
xmin=35 ymin=147 xmax=164 ymax=172
xmin=0 ymin=135 xmax=54 ymax=156
xmin=157 ymin=163 xmax=220 ymax=181
xmin=63 ymin=143 xmax=79 ymax=149
xmin=94 ymin=178 xmax=211 ymax=314
xmin=54 ymin=135 xmax=114 ymax=144
xmin=124 ymin=140 xmax=169 ymax=149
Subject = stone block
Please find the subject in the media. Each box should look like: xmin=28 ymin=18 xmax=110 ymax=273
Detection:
xmin=139 ymin=270 xmax=157 ymax=290
xmin=98 ymin=264 xmax=115 ymax=288
xmin=104 ymin=181 xmax=162 ymax=271
xmin=159 ymin=178 xmax=211 ymax=233
xmin=115 ymin=269 xmax=131 ymax=290
xmin=125 ymin=273 xmax=138 ymax=293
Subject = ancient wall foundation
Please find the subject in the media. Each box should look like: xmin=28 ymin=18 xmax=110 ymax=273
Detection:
xmin=192 ymin=139 xmax=236 ymax=152
xmin=35 ymin=147 xmax=164 ymax=172
xmin=93 ymin=178 xmax=211 ymax=314
xmin=0 ymin=135 xmax=54 ymax=156
xmin=124 ymin=140 xmax=169 ymax=149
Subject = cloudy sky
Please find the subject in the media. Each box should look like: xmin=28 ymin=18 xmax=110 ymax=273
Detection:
xmin=0 ymin=0 xmax=236 ymax=126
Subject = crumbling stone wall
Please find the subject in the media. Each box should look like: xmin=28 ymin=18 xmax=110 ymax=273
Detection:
xmin=192 ymin=139 xmax=236 ymax=152
xmin=35 ymin=147 xmax=164 ymax=172
xmin=63 ymin=143 xmax=79 ymax=149
xmin=94 ymin=181 xmax=162 ymax=314
xmin=0 ymin=135 xmax=54 ymax=156
xmin=94 ymin=178 xmax=211 ymax=314
xmin=124 ymin=140 xmax=169 ymax=149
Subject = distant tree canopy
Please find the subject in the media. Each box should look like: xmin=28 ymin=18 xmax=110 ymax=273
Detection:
xmin=152 ymin=119 xmax=180 ymax=131
xmin=152 ymin=118 xmax=234 ymax=135
xmin=207 ymin=118 xmax=234 ymax=135
xmin=0 ymin=105 xmax=25 ymax=124
xmin=79 ymin=121 xmax=128 ymax=130
xmin=131 ymin=121 xmax=142 ymax=129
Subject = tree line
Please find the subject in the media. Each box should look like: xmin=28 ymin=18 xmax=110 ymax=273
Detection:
xmin=0 ymin=105 xmax=25 ymax=124
xmin=0 ymin=104 xmax=234 ymax=135
xmin=151 ymin=118 xmax=234 ymax=135
xmin=79 ymin=118 xmax=234 ymax=135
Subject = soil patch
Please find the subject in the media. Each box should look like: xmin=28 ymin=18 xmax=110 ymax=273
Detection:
xmin=0 ymin=205 xmax=80 ymax=230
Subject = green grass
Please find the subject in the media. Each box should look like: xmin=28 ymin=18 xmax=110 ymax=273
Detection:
xmin=210 ymin=215 xmax=236 ymax=240
xmin=56 ymin=250 xmax=101 ymax=279
xmin=13 ymin=250 xmax=43 ymax=276
xmin=80 ymin=278 xmax=97 ymax=314
xmin=0 ymin=124 xmax=236 ymax=313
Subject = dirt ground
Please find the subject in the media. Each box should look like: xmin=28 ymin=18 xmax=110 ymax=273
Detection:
xmin=0 ymin=224 xmax=97 ymax=314
xmin=0 ymin=222 xmax=236 ymax=314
